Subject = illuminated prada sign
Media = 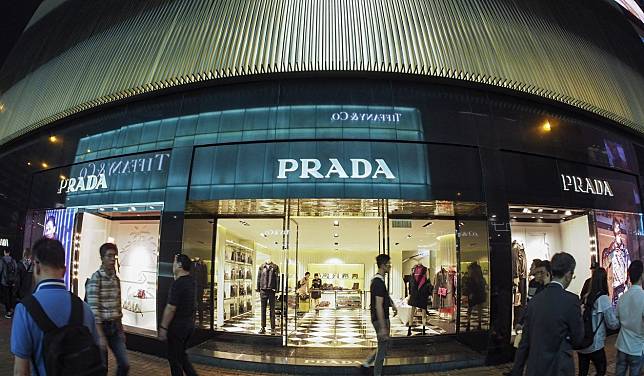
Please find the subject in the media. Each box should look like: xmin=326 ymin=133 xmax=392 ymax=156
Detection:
xmin=277 ymin=158 xmax=396 ymax=179
xmin=561 ymin=174 xmax=614 ymax=196
xmin=59 ymin=152 xmax=171 ymax=195
xmin=58 ymin=174 xmax=108 ymax=194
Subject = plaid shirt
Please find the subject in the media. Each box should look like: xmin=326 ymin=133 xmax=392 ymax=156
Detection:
xmin=86 ymin=266 xmax=122 ymax=323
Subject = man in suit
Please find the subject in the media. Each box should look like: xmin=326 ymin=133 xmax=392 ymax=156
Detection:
xmin=511 ymin=252 xmax=584 ymax=376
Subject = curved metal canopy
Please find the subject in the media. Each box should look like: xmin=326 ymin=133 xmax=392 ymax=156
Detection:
xmin=0 ymin=0 xmax=643 ymax=144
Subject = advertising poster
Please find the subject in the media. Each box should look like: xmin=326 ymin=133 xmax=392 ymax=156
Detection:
xmin=595 ymin=210 xmax=643 ymax=305
xmin=43 ymin=208 xmax=78 ymax=289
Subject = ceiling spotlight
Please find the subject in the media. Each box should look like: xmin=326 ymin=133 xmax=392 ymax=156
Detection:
xmin=537 ymin=208 xmax=543 ymax=213
xmin=86 ymin=149 xmax=91 ymax=153
xmin=27 ymin=162 xmax=31 ymax=166
xmin=553 ymin=209 xmax=558 ymax=213
xmin=333 ymin=233 xmax=339 ymax=238
xmin=49 ymin=135 xmax=58 ymax=143
xmin=542 ymin=120 xmax=552 ymax=132
xmin=522 ymin=208 xmax=532 ymax=214
xmin=539 ymin=216 xmax=544 ymax=219
xmin=99 ymin=208 xmax=104 ymax=211
xmin=41 ymin=162 xmax=48 ymax=168
xmin=491 ymin=214 xmax=497 ymax=218
xmin=564 ymin=210 xmax=572 ymax=216
xmin=531 ymin=216 xmax=536 ymax=219
xmin=333 ymin=220 xmax=339 ymax=226
xmin=59 ymin=175 xmax=66 ymax=180
xmin=512 ymin=216 xmax=517 ymax=219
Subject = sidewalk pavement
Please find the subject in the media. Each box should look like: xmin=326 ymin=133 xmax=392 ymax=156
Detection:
xmin=1 ymin=307 xmax=636 ymax=376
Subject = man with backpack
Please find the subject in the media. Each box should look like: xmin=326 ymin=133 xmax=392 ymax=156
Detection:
xmin=11 ymin=237 xmax=105 ymax=376
xmin=1 ymin=247 xmax=18 ymax=318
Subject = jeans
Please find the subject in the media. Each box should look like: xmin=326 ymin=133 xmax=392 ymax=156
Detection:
xmin=167 ymin=321 xmax=198 ymax=376
xmin=615 ymin=350 xmax=643 ymax=376
xmin=578 ymin=348 xmax=607 ymax=376
xmin=101 ymin=320 xmax=130 ymax=376
xmin=365 ymin=319 xmax=390 ymax=376
xmin=1 ymin=285 xmax=15 ymax=313
xmin=260 ymin=290 xmax=276 ymax=330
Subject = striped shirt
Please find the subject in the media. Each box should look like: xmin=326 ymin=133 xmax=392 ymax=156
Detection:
xmin=86 ymin=266 xmax=122 ymax=323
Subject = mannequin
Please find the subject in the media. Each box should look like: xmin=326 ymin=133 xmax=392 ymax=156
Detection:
xmin=257 ymin=259 xmax=279 ymax=334
xmin=407 ymin=262 xmax=431 ymax=335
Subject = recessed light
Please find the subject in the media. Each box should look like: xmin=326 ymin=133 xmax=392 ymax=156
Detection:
xmin=512 ymin=216 xmax=517 ymax=219
xmin=333 ymin=233 xmax=339 ymax=238
xmin=99 ymin=208 xmax=104 ymax=211
xmin=49 ymin=135 xmax=58 ymax=143
xmin=491 ymin=214 xmax=497 ymax=218
xmin=539 ymin=216 xmax=543 ymax=219
xmin=522 ymin=208 xmax=532 ymax=214
xmin=59 ymin=175 xmax=66 ymax=180
xmin=41 ymin=162 xmax=48 ymax=168
xmin=537 ymin=209 xmax=543 ymax=213
xmin=149 ymin=206 xmax=155 ymax=209
xmin=86 ymin=149 xmax=91 ymax=153
xmin=553 ymin=209 xmax=558 ymax=213
xmin=333 ymin=220 xmax=339 ymax=226
xmin=531 ymin=216 xmax=536 ymax=219
xmin=27 ymin=162 xmax=31 ymax=166
xmin=564 ymin=210 xmax=572 ymax=216
xmin=130 ymin=206 xmax=136 ymax=211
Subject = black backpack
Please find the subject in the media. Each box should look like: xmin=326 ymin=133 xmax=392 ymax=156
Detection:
xmin=22 ymin=294 xmax=106 ymax=376
xmin=573 ymin=293 xmax=604 ymax=350
xmin=2 ymin=257 xmax=18 ymax=286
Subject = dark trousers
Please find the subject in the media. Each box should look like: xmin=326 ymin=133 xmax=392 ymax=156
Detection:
xmin=578 ymin=348 xmax=607 ymax=376
xmin=260 ymin=290 xmax=276 ymax=329
xmin=1 ymin=285 xmax=15 ymax=313
xmin=167 ymin=321 xmax=197 ymax=376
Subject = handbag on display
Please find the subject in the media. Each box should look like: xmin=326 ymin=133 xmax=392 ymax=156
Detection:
xmin=352 ymin=274 xmax=358 ymax=279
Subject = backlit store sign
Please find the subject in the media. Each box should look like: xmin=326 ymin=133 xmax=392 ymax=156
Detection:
xmin=277 ymin=158 xmax=396 ymax=180
xmin=58 ymin=152 xmax=171 ymax=195
xmin=561 ymin=174 xmax=614 ymax=197
xmin=331 ymin=111 xmax=403 ymax=123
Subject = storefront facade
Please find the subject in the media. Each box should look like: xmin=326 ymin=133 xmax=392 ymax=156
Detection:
xmin=9 ymin=77 xmax=642 ymax=364
xmin=1 ymin=1 xmax=644 ymax=370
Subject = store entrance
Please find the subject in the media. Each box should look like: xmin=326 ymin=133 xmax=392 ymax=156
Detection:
xmin=509 ymin=205 xmax=592 ymax=330
xmin=184 ymin=199 xmax=490 ymax=348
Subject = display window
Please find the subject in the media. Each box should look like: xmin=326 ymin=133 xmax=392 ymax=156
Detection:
xmin=184 ymin=198 xmax=490 ymax=348
xmin=594 ymin=210 xmax=644 ymax=305
xmin=72 ymin=203 xmax=162 ymax=337
xmin=509 ymin=205 xmax=592 ymax=331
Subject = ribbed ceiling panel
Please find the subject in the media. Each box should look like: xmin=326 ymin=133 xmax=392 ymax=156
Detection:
xmin=0 ymin=0 xmax=643 ymax=144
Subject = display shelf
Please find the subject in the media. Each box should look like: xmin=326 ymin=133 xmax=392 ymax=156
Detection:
xmin=307 ymin=263 xmax=365 ymax=291
xmin=222 ymin=240 xmax=256 ymax=322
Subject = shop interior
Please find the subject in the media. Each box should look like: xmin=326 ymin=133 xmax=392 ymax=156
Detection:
xmin=509 ymin=205 xmax=592 ymax=329
xmin=184 ymin=199 xmax=491 ymax=348
xmin=74 ymin=204 xmax=162 ymax=336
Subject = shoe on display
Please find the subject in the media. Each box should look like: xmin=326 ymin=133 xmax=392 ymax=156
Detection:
xmin=5 ymin=312 xmax=13 ymax=319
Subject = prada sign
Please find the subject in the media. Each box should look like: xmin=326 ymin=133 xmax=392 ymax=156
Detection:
xmin=59 ymin=152 xmax=171 ymax=195
xmin=561 ymin=174 xmax=614 ymax=197
xmin=277 ymin=158 xmax=396 ymax=180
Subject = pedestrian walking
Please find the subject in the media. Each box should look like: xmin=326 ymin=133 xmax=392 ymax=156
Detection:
xmin=86 ymin=243 xmax=130 ymax=375
xmin=0 ymin=248 xmax=18 ymax=318
xmin=511 ymin=252 xmax=584 ymax=376
xmin=159 ymin=253 xmax=198 ymax=376
xmin=17 ymin=248 xmax=34 ymax=301
xmin=361 ymin=254 xmax=397 ymax=376
xmin=576 ymin=267 xmax=619 ymax=376
xmin=11 ymin=237 xmax=104 ymax=376
xmin=614 ymin=260 xmax=643 ymax=376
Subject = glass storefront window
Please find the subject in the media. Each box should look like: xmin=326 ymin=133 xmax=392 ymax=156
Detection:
xmin=183 ymin=198 xmax=490 ymax=347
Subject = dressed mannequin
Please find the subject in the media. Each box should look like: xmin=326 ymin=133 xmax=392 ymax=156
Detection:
xmin=257 ymin=259 xmax=279 ymax=334
xmin=407 ymin=262 xmax=432 ymax=335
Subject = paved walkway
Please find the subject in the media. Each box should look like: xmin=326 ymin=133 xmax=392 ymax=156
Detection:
xmin=0 ymin=306 xmax=637 ymax=376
